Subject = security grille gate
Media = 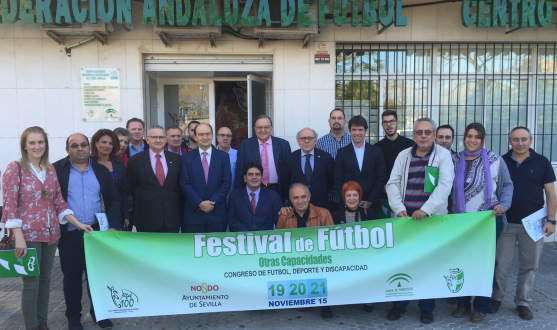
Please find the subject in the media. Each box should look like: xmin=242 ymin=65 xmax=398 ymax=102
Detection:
xmin=335 ymin=43 xmax=557 ymax=163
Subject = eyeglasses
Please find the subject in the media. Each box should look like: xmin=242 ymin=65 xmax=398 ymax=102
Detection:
xmin=147 ymin=136 xmax=166 ymax=140
xmin=255 ymin=125 xmax=272 ymax=131
xmin=298 ymin=136 xmax=316 ymax=142
xmin=69 ymin=143 xmax=89 ymax=149
xmin=382 ymin=119 xmax=397 ymax=126
xmin=329 ymin=116 xmax=345 ymax=121
xmin=414 ymin=130 xmax=433 ymax=136
xmin=218 ymin=134 xmax=232 ymax=138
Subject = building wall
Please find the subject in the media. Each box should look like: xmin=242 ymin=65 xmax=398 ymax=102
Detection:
xmin=0 ymin=2 xmax=555 ymax=239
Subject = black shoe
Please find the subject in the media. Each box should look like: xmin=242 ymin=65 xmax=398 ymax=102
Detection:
xmin=420 ymin=310 xmax=434 ymax=324
xmin=363 ymin=304 xmax=374 ymax=313
xmin=387 ymin=306 xmax=405 ymax=320
xmin=96 ymin=319 xmax=113 ymax=330
xmin=67 ymin=317 xmax=84 ymax=330
xmin=320 ymin=306 xmax=333 ymax=320
xmin=517 ymin=306 xmax=533 ymax=320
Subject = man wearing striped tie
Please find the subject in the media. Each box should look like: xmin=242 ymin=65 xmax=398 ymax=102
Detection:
xmin=181 ymin=124 xmax=232 ymax=233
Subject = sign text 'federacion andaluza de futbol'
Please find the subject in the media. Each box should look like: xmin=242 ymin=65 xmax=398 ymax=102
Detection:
xmin=1 ymin=0 xmax=554 ymax=28
xmin=84 ymin=212 xmax=496 ymax=320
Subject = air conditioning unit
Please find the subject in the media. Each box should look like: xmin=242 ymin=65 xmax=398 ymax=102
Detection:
xmin=154 ymin=25 xmax=222 ymax=39
xmin=155 ymin=0 xmax=223 ymax=39
xmin=252 ymin=1 xmax=318 ymax=40
xmin=41 ymin=21 xmax=113 ymax=36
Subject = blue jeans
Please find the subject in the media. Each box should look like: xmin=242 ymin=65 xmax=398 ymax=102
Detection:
xmin=392 ymin=299 xmax=435 ymax=312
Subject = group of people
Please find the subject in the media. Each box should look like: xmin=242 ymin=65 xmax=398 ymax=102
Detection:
xmin=1 ymin=108 xmax=555 ymax=330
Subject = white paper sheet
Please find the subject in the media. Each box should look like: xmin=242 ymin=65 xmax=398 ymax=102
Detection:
xmin=95 ymin=213 xmax=109 ymax=231
xmin=521 ymin=207 xmax=548 ymax=242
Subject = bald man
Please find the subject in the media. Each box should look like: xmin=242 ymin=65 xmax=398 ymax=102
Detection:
xmin=54 ymin=133 xmax=122 ymax=329
xmin=216 ymin=126 xmax=237 ymax=192
xmin=281 ymin=128 xmax=334 ymax=209
xmin=181 ymin=124 xmax=232 ymax=233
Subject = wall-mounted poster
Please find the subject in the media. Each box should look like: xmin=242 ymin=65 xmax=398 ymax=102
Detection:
xmin=81 ymin=68 xmax=121 ymax=122
xmin=215 ymin=81 xmax=249 ymax=149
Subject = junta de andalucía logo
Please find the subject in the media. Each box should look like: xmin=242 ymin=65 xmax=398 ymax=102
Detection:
xmin=107 ymin=286 xmax=139 ymax=308
xmin=444 ymin=268 xmax=464 ymax=293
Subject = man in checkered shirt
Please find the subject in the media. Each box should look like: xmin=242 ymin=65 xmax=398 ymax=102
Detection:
xmin=316 ymin=108 xmax=352 ymax=213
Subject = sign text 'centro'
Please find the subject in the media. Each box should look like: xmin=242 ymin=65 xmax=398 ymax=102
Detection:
xmin=0 ymin=0 xmax=408 ymax=26
xmin=194 ymin=223 xmax=394 ymax=258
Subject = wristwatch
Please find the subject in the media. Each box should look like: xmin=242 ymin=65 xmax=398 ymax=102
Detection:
xmin=547 ymin=220 xmax=556 ymax=226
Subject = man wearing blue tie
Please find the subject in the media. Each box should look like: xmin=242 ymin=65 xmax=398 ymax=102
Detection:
xmin=180 ymin=124 xmax=232 ymax=233
xmin=228 ymin=163 xmax=283 ymax=232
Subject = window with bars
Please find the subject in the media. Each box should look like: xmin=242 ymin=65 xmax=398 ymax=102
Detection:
xmin=336 ymin=43 xmax=557 ymax=163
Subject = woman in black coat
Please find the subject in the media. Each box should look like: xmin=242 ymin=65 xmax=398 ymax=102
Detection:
xmin=91 ymin=129 xmax=130 ymax=230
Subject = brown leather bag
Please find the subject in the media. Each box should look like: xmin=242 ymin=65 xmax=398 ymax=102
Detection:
xmin=0 ymin=228 xmax=11 ymax=250
xmin=0 ymin=162 xmax=22 ymax=250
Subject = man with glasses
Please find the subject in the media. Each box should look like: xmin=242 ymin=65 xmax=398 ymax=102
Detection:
xmin=385 ymin=118 xmax=454 ymax=324
xmin=216 ymin=126 xmax=238 ymax=192
xmin=181 ymin=124 xmax=232 ymax=233
xmin=490 ymin=126 xmax=556 ymax=320
xmin=334 ymin=115 xmax=386 ymax=219
xmin=54 ymin=133 xmax=122 ymax=330
xmin=436 ymin=124 xmax=455 ymax=154
xmin=281 ymin=128 xmax=334 ymax=209
xmin=234 ymin=115 xmax=291 ymax=196
xmin=316 ymin=108 xmax=352 ymax=213
xmin=127 ymin=126 xmax=182 ymax=233
xmin=375 ymin=111 xmax=415 ymax=185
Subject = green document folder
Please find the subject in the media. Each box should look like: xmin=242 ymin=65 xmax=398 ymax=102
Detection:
xmin=425 ymin=166 xmax=439 ymax=193
xmin=0 ymin=248 xmax=40 ymax=278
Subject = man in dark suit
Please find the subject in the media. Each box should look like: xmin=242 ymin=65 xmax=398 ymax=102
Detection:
xmin=125 ymin=117 xmax=148 ymax=157
xmin=181 ymin=123 xmax=232 ymax=233
xmin=126 ymin=125 xmax=182 ymax=233
xmin=54 ymin=133 xmax=121 ymax=330
xmin=234 ymin=115 xmax=291 ymax=195
xmin=281 ymin=128 xmax=334 ymax=209
xmin=228 ymin=163 xmax=282 ymax=232
xmin=334 ymin=115 xmax=387 ymax=219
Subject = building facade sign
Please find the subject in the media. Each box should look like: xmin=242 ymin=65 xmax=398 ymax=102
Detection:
xmin=81 ymin=68 xmax=121 ymax=122
xmin=0 ymin=0 xmax=408 ymax=27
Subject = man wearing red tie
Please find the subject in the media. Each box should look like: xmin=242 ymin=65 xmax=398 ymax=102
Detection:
xmin=181 ymin=124 xmax=232 ymax=233
xmin=126 ymin=125 xmax=182 ymax=233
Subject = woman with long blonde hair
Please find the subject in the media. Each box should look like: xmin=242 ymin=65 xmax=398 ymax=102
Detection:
xmin=1 ymin=126 xmax=93 ymax=330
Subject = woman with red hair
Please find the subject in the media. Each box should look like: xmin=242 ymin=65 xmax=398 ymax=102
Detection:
xmin=332 ymin=181 xmax=374 ymax=224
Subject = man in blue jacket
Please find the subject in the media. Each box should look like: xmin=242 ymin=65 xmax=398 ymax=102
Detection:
xmin=228 ymin=163 xmax=282 ymax=232
xmin=181 ymin=123 xmax=232 ymax=233
xmin=281 ymin=128 xmax=334 ymax=209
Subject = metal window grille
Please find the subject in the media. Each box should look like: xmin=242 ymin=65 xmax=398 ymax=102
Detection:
xmin=336 ymin=43 xmax=557 ymax=163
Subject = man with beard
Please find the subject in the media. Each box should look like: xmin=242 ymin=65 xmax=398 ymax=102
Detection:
xmin=436 ymin=124 xmax=456 ymax=154
xmin=375 ymin=110 xmax=415 ymax=181
xmin=316 ymin=108 xmax=352 ymax=213
xmin=181 ymin=121 xmax=200 ymax=151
